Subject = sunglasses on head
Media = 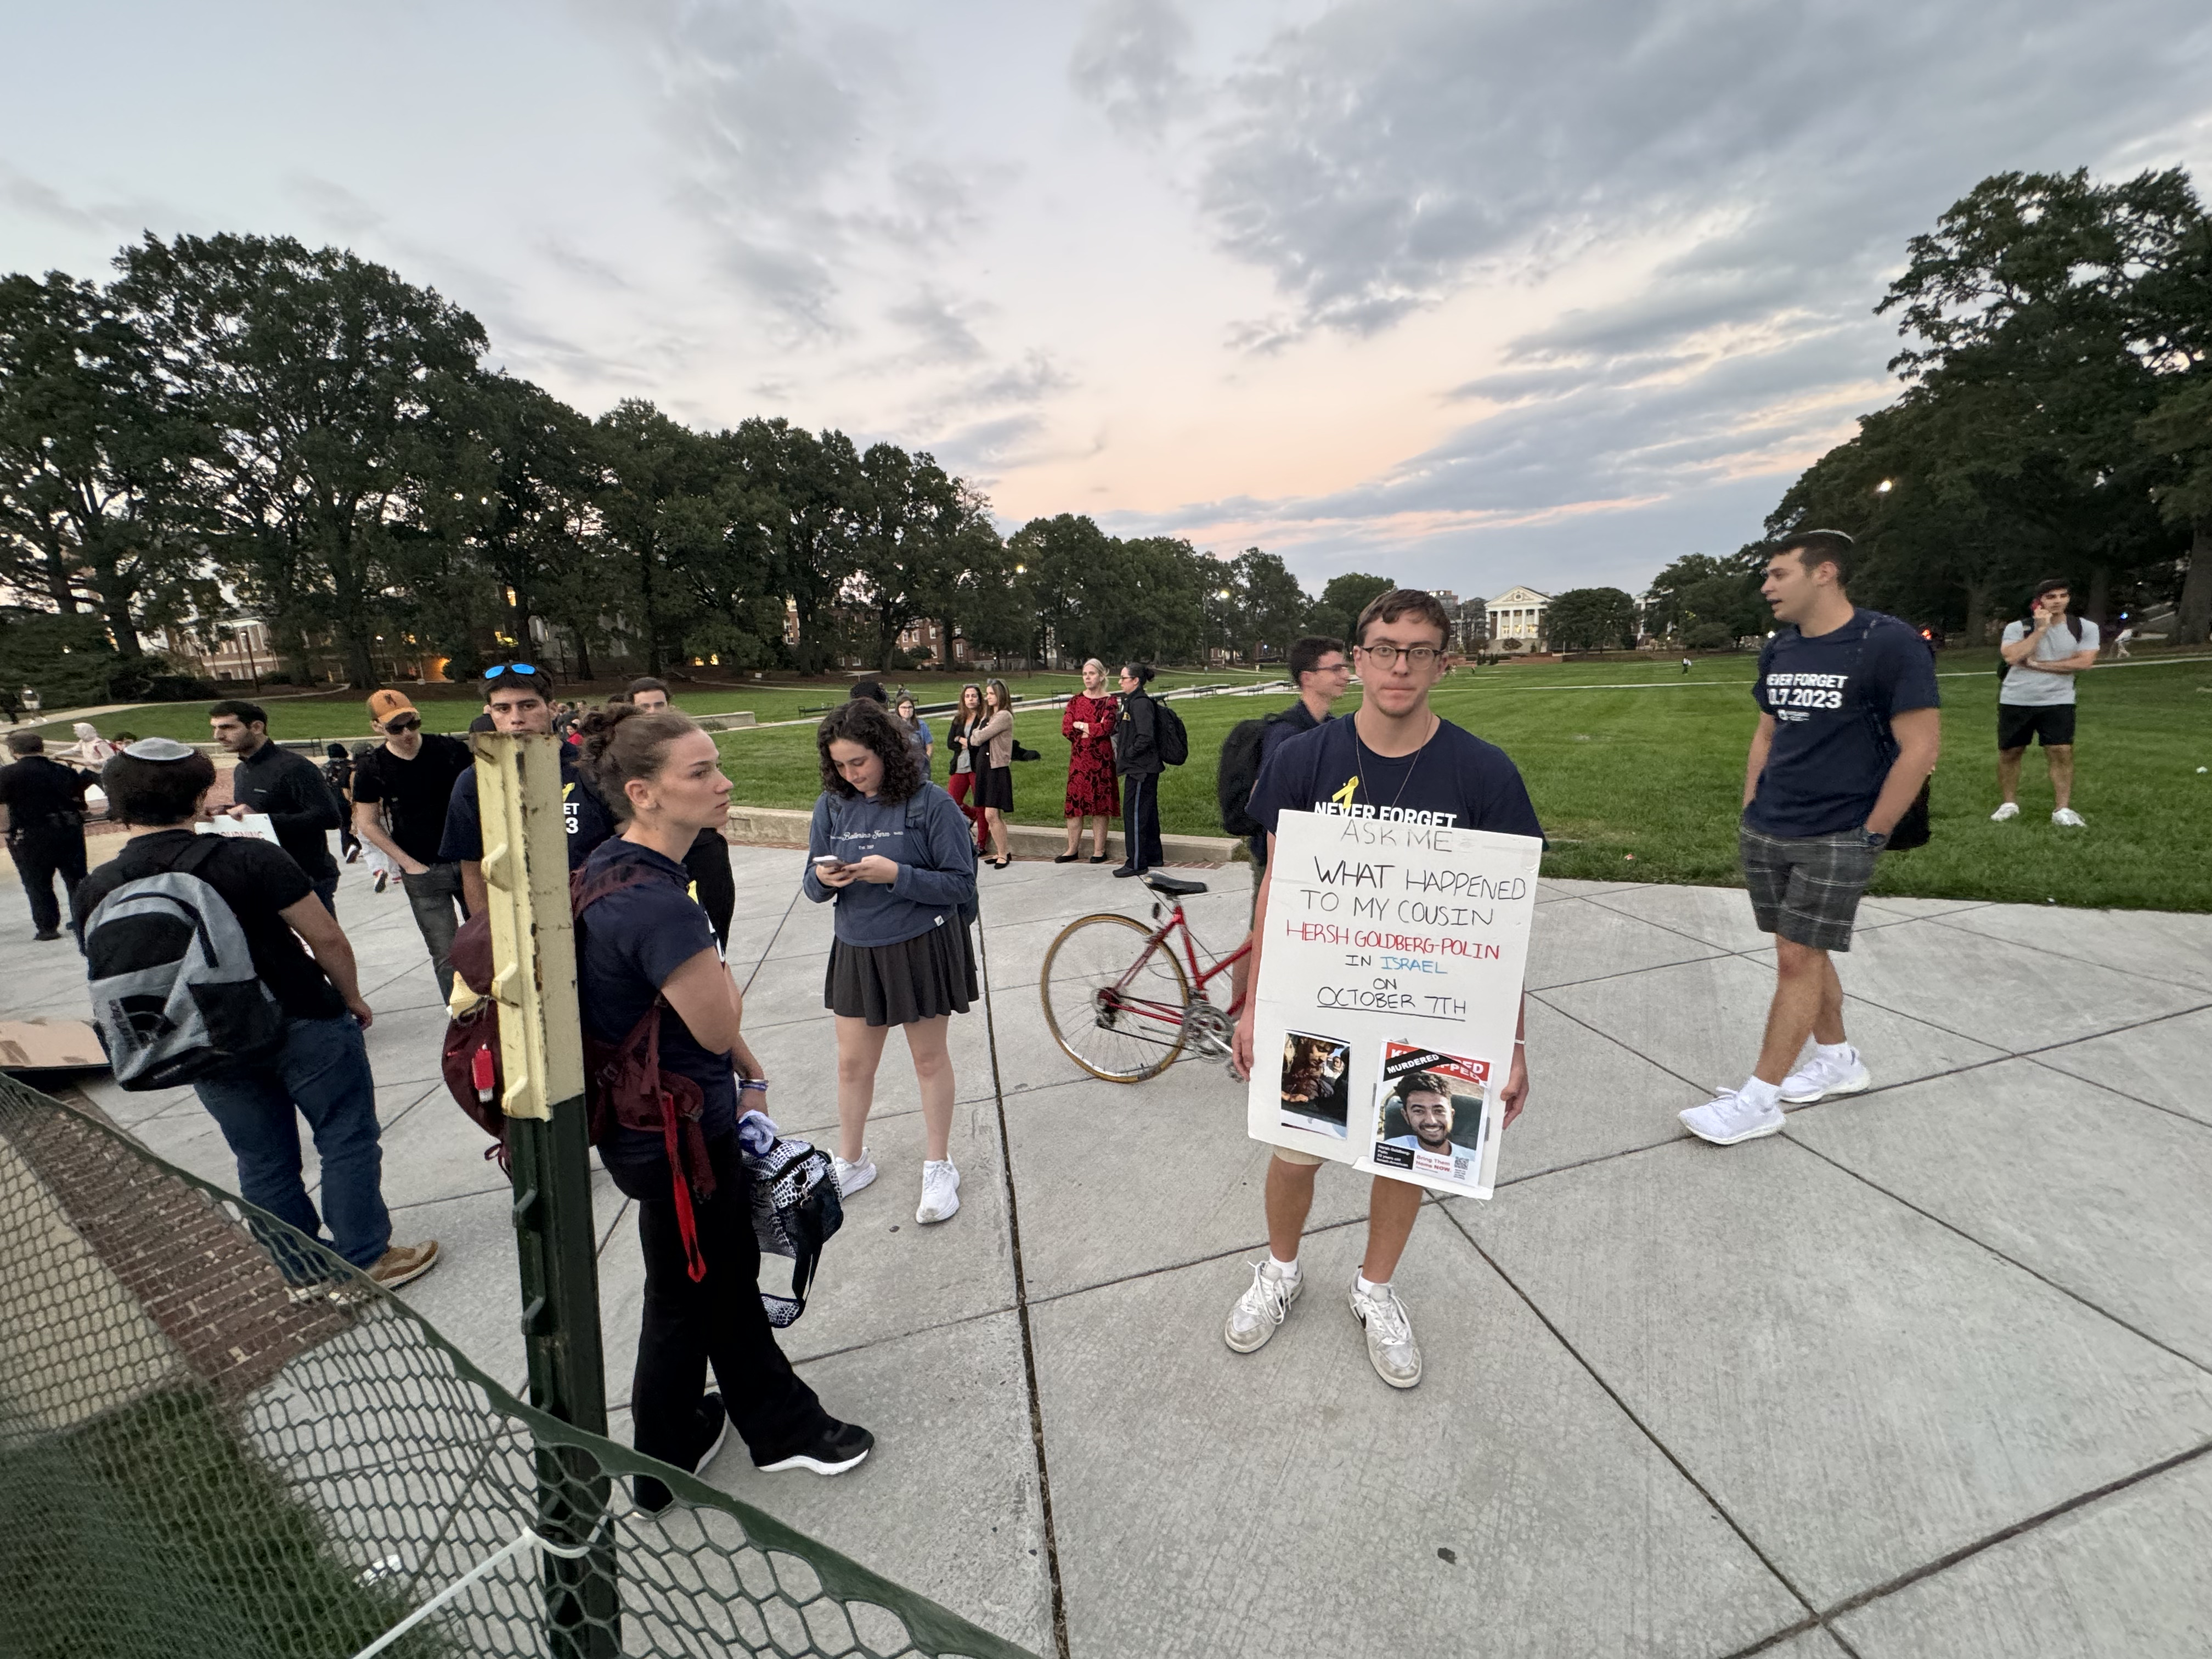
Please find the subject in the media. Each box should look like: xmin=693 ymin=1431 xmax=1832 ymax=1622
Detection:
xmin=483 ymin=663 xmax=541 ymax=681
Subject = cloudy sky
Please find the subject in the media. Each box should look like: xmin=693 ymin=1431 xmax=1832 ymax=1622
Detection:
xmin=5 ymin=1 xmax=2210 ymax=600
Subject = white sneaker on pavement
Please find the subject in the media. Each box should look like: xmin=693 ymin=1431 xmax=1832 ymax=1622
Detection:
xmin=2052 ymin=808 xmax=2086 ymax=827
xmin=916 ymin=1159 xmax=961 ymax=1223
xmin=1781 ymin=1045 xmax=1872 ymax=1104
xmin=832 ymin=1151 xmax=877 ymax=1198
xmin=1348 ymin=1276 xmax=1422 ymax=1389
xmin=1679 ymin=1090 xmax=1786 ymax=1145
xmin=1990 ymin=801 xmax=2020 ymax=822
xmin=1223 ymin=1260 xmax=1302 ymax=1353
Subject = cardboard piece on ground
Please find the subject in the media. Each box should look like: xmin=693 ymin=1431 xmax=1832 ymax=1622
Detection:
xmin=0 ymin=1017 xmax=108 ymax=1073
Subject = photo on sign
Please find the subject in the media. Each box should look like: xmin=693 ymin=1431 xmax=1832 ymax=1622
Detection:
xmin=1278 ymin=1031 xmax=1352 ymax=1138
xmin=1369 ymin=1042 xmax=1491 ymax=1184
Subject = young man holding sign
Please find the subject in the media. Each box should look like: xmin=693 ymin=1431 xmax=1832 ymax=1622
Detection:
xmin=1679 ymin=530 xmax=1940 ymax=1146
xmin=1228 ymin=589 xmax=1540 ymax=1389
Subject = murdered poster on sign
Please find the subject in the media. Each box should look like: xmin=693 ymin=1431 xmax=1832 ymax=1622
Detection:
xmin=1246 ymin=808 xmax=1541 ymax=1198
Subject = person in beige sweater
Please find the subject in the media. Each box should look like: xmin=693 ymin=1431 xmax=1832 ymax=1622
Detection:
xmin=969 ymin=680 xmax=1016 ymax=867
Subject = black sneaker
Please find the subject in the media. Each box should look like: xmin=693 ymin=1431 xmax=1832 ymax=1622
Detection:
xmin=634 ymin=1392 xmax=730 ymax=1516
xmin=32 ymin=928 xmax=63 ymax=941
xmin=754 ymin=1419 xmax=874 ymax=1477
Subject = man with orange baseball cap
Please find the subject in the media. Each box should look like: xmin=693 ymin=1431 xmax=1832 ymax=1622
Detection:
xmin=351 ymin=689 xmax=475 ymax=1000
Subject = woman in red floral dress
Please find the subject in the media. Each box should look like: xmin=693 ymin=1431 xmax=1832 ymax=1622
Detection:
xmin=1058 ymin=658 xmax=1120 ymax=863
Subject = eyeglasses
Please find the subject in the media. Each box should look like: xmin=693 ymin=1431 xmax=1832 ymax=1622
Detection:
xmin=1356 ymin=644 xmax=1443 ymax=668
xmin=484 ymin=663 xmax=541 ymax=680
xmin=385 ymin=716 xmax=421 ymax=732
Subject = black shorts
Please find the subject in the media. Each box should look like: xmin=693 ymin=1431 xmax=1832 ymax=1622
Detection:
xmin=1997 ymin=703 xmax=2076 ymax=750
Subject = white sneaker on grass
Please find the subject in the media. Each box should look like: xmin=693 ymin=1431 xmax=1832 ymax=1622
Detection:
xmin=832 ymin=1151 xmax=877 ymax=1198
xmin=1223 ymin=1260 xmax=1302 ymax=1353
xmin=1679 ymin=1090 xmax=1785 ymax=1145
xmin=916 ymin=1159 xmax=961 ymax=1223
xmin=2052 ymin=808 xmax=2086 ymax=827
xmin=1781 ymin=1045 xmax=1871 ymax=1104
xmin=1348 ymin=1276 xmax=1422 ymax=1389
xmin=1990 ymin=802 xmax=2020 ymax=822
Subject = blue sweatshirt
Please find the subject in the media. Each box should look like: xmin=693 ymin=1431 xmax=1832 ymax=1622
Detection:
xmin=803 ymin=782 xmax=978 ymax=946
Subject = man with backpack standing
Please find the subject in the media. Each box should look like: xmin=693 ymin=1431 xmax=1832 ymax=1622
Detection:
xmin=1992 ymin=578 xmax=2097 ymax=828
xmin=0 ymin=730 xmax=91 ymax=941
xmin=1678 ymin=530 xmax=1940 ymax=1147
xmin=208 ymin=700 xmax=345 ymax=914
xmin=1219 ymin=635 xmax=1351 ymax=1006
xmin=351 ymin=690 xmax=476 ymax=1003
xmin=73 ymin=740 xmax=439 ymax=1290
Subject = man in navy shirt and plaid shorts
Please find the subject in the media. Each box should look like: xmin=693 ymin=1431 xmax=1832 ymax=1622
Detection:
xmin=1680 ymin=530 xmax=1941 ymax=1147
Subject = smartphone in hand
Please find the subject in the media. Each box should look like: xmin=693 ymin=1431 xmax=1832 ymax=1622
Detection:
xmin=813 ymin=855 xmax=847 ymax=874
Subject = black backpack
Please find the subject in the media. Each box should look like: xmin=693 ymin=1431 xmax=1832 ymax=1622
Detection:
xmin=1153 ymin=697 xmax=1190 ymax=768
xmin=1217 ymin=712 xmax=1286 ymax=838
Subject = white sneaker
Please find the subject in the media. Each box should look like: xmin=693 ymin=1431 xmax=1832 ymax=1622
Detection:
xmin=831 ymin=1151 xmax=876 ymax=1198
xmin=1990 ymin=802 xmax=2019 ymax=822
xmin=916 ymin=1159 xmax=961 ymax=1223
xmin=2052 ymin=808 xmax=2086 ymax=827
xmin=1223 ymin=1260 xmax=1302 ymax=1353
xmin=1679 ymin=1090 xmax=1786 ymax=1146
xmin=1348 ymin=1276 xmax=1422 ymax=1389
xmin=1781 ymin=1045 xmax=1872 ymax=1104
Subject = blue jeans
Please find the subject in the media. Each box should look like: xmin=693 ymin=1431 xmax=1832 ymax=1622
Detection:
xmin=193 ymin=1014 xmax=391 ymax=1271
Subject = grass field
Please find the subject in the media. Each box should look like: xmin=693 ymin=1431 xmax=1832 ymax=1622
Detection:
xmin=713 ymin=653 xmax=2212 ymax=912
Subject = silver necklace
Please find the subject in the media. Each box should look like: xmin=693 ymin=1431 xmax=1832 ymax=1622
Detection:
xmin=1352 ymin=712 xmax=1440 ymax=812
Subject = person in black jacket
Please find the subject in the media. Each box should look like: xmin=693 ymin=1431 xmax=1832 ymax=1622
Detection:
xmin=1110 ymin=663 xmax=1165 ymax=877
xmin=625 ymin=678 xmax=737 ymax=948
xmin=0 ymin=731 xmax=90 ymax=940
xmin=209 ymin=699 xmax=344 ymax=913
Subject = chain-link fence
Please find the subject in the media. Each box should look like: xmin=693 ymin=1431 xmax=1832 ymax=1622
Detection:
xmin=0 ymin=1074 xmax=1037 ymax=1659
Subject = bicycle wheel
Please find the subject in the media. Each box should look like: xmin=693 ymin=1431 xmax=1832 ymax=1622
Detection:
xmin=1040 ymin=912 xmax=1193 ymax=1082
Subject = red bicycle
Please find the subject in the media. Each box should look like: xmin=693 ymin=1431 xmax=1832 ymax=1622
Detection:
xmin=1039 ymin=872 xmax=1250 ymax=1082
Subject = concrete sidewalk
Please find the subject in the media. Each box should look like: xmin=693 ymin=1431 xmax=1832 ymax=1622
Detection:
xmin=12 ymin=845 xmax=2212 ymax=1657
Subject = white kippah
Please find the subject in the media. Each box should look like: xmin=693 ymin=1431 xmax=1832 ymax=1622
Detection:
xmin=121 ymin=737 xmax=198 ymax=760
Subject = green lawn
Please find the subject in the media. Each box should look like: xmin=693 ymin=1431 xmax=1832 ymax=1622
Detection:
xmin=719 ymin=653 xmax=2212 ymax=911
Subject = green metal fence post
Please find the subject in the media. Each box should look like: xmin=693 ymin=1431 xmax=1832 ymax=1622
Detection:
xmin=475 ymin=731 xmax=618 ymax=1657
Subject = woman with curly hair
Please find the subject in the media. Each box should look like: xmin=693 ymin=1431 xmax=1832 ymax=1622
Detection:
xmin=803 ymin=698 xmax=979 ymax=1225
xmin=573 ymin=702 xmax=873 ymax=1509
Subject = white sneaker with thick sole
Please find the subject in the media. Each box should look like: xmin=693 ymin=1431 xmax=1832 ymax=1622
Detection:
xmin=832 ymin=1151 xmax=877 ymax=1198
xmin=1223 ymin=1260 xmax=1302 ymax=1353
xmin=1348 ymin=1277 xmax=1422 ymax=1389
xmin=916 ymin=1159 xmax=961 ymax=1223
xmin=1679 ymin=1090 xmax=1786 ymax=1145
xmin=1781 ymin=1046 xmax=1872 ymax=1104
xmin=1990 ymin=802 xmax=2020 ymax=822
xmin=2052 ymin=808 xmax=2086 ymax=827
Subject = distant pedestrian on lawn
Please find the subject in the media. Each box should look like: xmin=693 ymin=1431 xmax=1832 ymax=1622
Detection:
xmin=943 ymin=683 xmax=989 ymax=851
xmin=1110 ymin=664 xmax=1165 ymax=878
xmin=350 ymin=690 xmax=475 ymax=1003
xmin=894 ymin=695 xmax=935 ymax=777
xmin=969 ymin=679 xmax=1015 ymax=868
xmin=75 ymin=740 xmax=438 ymax=1291
xmin=1682 ymin=655 xmax=1694 ymax=674
xmin=625 ymin=677 xmax=737 ymax=949
xmin=1679 ymin=530 xmax=1940 ymax=1148
xmin=1059 ymin=658 xmax=1119 ymax=864
xmin=573 ymin=702 xmax=872 ymax=1506
xmin=439 ymin=664 xmax=616 ymax=917
xmin=0 ymin=730 xmax=90 ymax=941
xmin=208 ymin=700 xmax=345 ymax=914
xmin=2113 ymin=624 xmax=2133 ymax=659
xmin=804 ymin=698 xmax=979 ymax=1228
xmin=1993 ymin=578 xmax=2097 ymax=829
xmin=323 ymin=744 xmax=364 ymax=864
xmin=1227 ymin=589 xmax=1539 ymax=1389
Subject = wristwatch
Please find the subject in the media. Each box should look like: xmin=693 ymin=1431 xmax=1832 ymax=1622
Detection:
xmin=1861 ymin=827 xmax=1889 ymax=850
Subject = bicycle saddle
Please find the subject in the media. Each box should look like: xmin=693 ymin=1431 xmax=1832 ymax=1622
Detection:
xmin=1141 ymin=872 xmax=1209 ymax=897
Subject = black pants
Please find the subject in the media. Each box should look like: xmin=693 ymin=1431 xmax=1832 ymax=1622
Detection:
xmin=1121 ymin=771 xmax=1164 ymax=872
xmin=8 ymin=826 xmax=86 ymax=934
xmin=684 ymin=830 xmax=737 ymax=950
xmin=610 ymin=1135 xmax=830 ymax=1468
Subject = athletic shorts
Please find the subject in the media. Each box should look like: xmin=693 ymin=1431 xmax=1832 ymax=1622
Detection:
xmin=1739 ymin=823 xmax=1879 ymax=953
xmin=1268 ymin=1144 xmax=1326 ymax=1168
xmin=1997 ymin=703 xmax=2076 ymax=749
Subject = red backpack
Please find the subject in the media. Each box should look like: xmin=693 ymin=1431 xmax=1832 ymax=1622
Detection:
xmin=441 ymin=861 xmax=718 ymax=1279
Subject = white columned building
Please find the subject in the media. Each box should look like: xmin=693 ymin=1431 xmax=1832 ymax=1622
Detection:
xmin=1486 ymin=586 xmax=1551 ymax=649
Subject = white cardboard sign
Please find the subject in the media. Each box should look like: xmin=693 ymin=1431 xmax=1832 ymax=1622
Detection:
xmin=1245 ymin=808 xmax=1542 ymax=1199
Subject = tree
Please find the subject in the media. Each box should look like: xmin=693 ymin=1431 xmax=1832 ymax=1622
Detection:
xmin=1304 ymin=571 xmax=1394 ymax=643
xmin=1545 ymin=586 xmax=1639 ymax=651
xmin=2141 ymin=376 xmax=2212 ymax=642
xmin=1221 ymin=547 xmax=1310 ymax=664
xmin=1643 ymin=552 xmax=1767 ymax=643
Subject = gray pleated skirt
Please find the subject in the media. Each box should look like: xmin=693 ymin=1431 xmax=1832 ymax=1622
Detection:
xmin=825 ymin=920 xmax=978 ymax=1026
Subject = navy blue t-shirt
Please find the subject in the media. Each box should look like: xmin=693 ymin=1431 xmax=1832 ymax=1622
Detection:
xmin=1248 ymin=716 xmax=1543 ymax=844
xmin=438 ymin=746 xmax=614 ymax=868
xmin=572 ymin=838 xmax=736 ymax=1173
xmin=1747 ymin=610 xmax=1940 ymax=838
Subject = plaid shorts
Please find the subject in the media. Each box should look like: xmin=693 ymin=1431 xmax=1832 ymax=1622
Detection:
xmin=1739 ymin=823 xmax=1880 ymax=952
